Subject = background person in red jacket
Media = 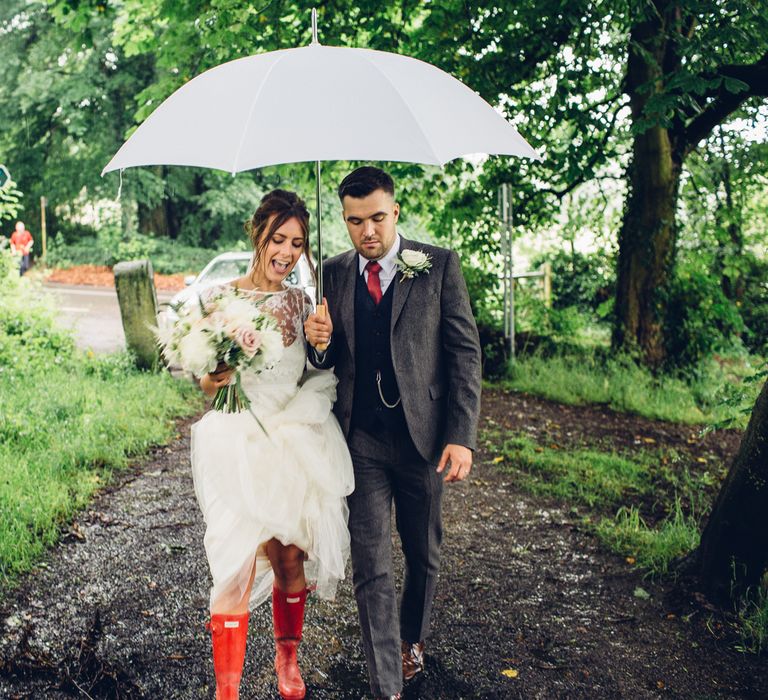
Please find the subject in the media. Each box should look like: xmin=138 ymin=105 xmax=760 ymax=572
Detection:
xmin=10 ymin=221 xmax=33 ymax=276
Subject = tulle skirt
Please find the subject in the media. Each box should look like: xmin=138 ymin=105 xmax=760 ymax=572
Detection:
xmin=190 ymin=370 xmax=354 ymax=610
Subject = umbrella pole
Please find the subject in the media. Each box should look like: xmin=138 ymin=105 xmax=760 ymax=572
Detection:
xmin=315 ymin=158 xmax=323 ymax=303
xmin=314 ymin=158 xmax=329 ymax=352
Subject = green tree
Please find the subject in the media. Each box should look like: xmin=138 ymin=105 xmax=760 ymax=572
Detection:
xmin=614 ymin=0 xmax=768 ymax=366
xmin=0 ymin=1 xmax=156 ymax=233
xmin=5 ymin=0 xmax=768 ymax=361
xmin=0 ymin=180 xmax=23 ymax=225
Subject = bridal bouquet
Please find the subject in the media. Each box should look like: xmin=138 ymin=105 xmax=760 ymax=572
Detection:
xmin=155 ymin=287 xmax=283 ymax=429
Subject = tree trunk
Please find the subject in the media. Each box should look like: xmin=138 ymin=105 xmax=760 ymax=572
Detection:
xmin=613 ymin=1 xmax=682 ymax=367
xmin=137 ymin=200 xmax=168 ymax=237
xmin=137 ymin=166 xmax=178 ymax=239
xmin=613 ymin=132 xmax=681 ymax=366
xmin=696 ymin=380 xmax=768 ymax=603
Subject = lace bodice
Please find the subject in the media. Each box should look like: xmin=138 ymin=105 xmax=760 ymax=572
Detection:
xmin=227 ymin=284 xmax=311 ymax=347
xmin=222 ymin=285 xmax=313 ymax=400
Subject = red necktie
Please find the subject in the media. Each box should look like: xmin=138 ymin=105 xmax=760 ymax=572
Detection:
xmin=365 ymin=260 xmax=383 ymax=305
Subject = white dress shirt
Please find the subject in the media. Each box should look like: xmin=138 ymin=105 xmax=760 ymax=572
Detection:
xmin=312 ymin=234 xmax=402 ymax=361
xmin=358 ymin=233 xmax=401 ymax=295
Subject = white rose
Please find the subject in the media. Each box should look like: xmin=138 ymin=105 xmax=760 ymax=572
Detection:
xmin=222 ymin=298 xmax=258 ymax=331
xmin=401 ymin=249 xmax=428 ymax=267
xmin=178 ymin=327 xmax=217 ymax=376
xmin=257 ymin=328 xmax=284 ymax=368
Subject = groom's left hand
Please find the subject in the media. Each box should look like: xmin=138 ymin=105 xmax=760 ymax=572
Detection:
xmin=436 ymin=444 xmax=472 ymax=483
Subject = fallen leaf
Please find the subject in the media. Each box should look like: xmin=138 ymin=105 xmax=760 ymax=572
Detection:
xmin=625 ymin=556 xmax=636 ymax=565
xmin=696 ymin=457 xmax=707 ymax=463
xmin=492 ymin=456 xmax=504 ymax=464
xmin=656 ymin=680 xmax=665 ymax=690
xmin=642 ymin=437 xmax=657 ymax=444
xmin=634 ymin=587 xmax=651 ymax=600
xmin=501 ymin=669 xmax=519 ymax=679
xmin=4 ymin=615 xmax=21 ymax=629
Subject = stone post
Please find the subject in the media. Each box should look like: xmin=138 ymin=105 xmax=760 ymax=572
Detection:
xmin=114 ymin=259 xmax=159 ymax=370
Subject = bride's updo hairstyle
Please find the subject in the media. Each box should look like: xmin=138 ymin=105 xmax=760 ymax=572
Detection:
xmin=246 ymin=189 xmax=314 ymax=282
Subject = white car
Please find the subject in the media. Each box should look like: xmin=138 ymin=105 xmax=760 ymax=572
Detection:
xmin=160 ymin=251 xmax=316 ymax=324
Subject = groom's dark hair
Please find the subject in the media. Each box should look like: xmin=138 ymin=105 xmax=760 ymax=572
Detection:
xmin=338 ymin=166 xmax=395 ymax=201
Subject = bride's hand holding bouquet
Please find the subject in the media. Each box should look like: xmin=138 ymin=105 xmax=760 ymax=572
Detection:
xmin=200 ymin=361 xmax=234 ymax=396
xmin=155 ymin=286 xmax=284 ymax=430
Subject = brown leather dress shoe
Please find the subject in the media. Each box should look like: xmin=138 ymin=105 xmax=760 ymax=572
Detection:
xmin=401 ymin=640 xmax=425 ymax=681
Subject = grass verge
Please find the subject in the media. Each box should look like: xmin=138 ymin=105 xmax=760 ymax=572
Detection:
xmin=0 ymin=353 xmax=202 ymax=584
xmin=500 ymin=352 xmax=759 ymax=426
xmin=594 ymin=500 xmax=700 ymax=576
xmin=487 ymin=425 xmax=767 ymax=652
xmin=0 ymin=251 xmax=203 ymax=585
xmin=488 ymin=429 xmax=694 ymax=576
xmin=737 ymin=587 xmax=768 ymax=655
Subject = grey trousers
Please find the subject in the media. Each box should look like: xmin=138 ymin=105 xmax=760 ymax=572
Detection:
xmin=347 ymin=426 xmax=444 ymax=697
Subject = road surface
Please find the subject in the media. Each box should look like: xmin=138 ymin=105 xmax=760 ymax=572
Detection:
xmin=42 ymin=282 xmax=175 ymax=354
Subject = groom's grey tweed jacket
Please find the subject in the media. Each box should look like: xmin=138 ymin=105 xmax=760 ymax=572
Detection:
xmin=309 ymin=236 xmax=482 ymax=463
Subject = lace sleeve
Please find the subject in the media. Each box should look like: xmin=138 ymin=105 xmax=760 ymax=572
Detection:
xmin=262 ymin=287 xmax=310 ymax=346
xmin=300 ymin=290 xmax=314 ymax=322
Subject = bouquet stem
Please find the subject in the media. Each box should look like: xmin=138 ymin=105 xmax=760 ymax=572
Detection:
xmin=211 ymin=373 xmax=269 ymax=436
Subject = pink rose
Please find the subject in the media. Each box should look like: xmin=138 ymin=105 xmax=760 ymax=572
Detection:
xmin=234 ymin=327 xmax=262 ymax=358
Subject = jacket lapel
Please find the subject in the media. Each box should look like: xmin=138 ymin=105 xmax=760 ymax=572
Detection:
xmin=336 ymin=250 xmax=357 ymax=358
xmin=391 ymin=237 xmax=415 ymax=331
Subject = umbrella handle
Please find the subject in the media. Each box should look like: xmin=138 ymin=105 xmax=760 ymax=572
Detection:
xmin=314 ymin=303 xmax=329 ymax=352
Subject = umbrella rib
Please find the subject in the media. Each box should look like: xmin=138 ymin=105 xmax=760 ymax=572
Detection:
xmin=356 ymin=52 xmax=443 ymax=165
xmin=230 ymin=51 xmax=292 ymax=174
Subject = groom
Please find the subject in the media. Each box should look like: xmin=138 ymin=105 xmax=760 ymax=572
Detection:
xmin=304 ymin=166 xmax=481 ymax=699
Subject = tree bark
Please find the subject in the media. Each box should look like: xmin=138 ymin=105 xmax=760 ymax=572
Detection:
xmin=137 ymin=200 xmax=170 ymax=237
xmin=137 ymin=166 xmax=178 ymax=239
xmin=696 ymin=380 xmax=768 ymax=603
xmin=613 ymin=2 xmax=681 ymax=367
xmin=613 ymin=132 xmax=681 ymax=366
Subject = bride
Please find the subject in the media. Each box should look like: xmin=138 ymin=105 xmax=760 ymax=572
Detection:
xmin=190 ymin=189 xmax=353 ymax=700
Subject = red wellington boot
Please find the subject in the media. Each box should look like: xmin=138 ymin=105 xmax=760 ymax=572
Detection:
xmin=207 ymin=612 xmax=249 ymax=700
xmin=272 ymin=586 xmax=308 ymax=700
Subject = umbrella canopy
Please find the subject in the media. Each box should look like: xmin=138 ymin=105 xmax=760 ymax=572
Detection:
xmin=103 ymin=15 xmax=539 ymax=310
xmin=102 ymin=43 xmax=538 ymax=175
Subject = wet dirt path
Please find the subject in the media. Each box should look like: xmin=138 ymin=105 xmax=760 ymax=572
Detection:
xmin=1 ymin=391 xmax=766 ymax=699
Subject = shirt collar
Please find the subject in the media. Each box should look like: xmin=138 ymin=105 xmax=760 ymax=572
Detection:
xmin=358 ymin=233 xmax=401 ymax=276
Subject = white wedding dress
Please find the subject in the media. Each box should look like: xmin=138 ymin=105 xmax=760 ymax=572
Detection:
xmin=190 ymin=285 xmax=354 ymax=611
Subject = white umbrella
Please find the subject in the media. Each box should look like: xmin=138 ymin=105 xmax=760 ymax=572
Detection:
xmin=103 ymin=10 xmax=540 ymax=301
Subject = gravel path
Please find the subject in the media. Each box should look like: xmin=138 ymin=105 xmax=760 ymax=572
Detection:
xmin=1 ymin=392 xmax=767 ymax=699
